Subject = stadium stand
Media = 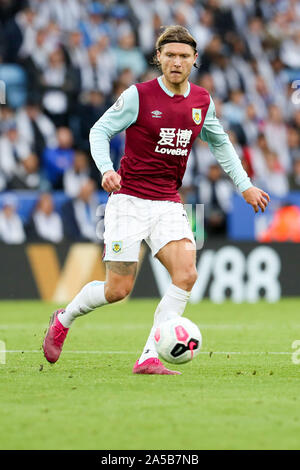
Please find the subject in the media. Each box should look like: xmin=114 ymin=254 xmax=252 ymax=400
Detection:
xmin=0 ymin=0 xmax=299 ymax=242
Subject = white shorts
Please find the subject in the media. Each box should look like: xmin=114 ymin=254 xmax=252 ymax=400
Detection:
xmin=103 ymin=194 xmax=195 ymax=262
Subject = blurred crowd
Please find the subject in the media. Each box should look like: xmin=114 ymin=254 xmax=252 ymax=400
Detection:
xmin=0 ymin=0 xmax=300 ymax=242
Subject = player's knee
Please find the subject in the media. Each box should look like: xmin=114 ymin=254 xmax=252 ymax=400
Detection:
xmin=105 ymin=281 xmax=133 ymax=303
xmin=173 ymin=268 xmax=198 ymax=291
xmin=185 ymin=269 xmax=198 ymax=291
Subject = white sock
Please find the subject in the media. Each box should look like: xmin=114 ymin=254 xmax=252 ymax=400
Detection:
xmin=58 ymin=281 xmax=108 ymax=328
xmin=138 ymin=283 xmax=191 ymax=364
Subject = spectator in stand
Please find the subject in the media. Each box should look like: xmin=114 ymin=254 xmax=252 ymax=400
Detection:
xmin=3 ymin=6 xmax=37 ymax=62
xmin=40 ymin=0 xmax=85 ymax=33
xmin=71 ymin=86 xmax=125 ymax=170
xmin=0 ymin=105 xmax=15 ymax=132
xmin=65 ymin=30 xmax=88 ymax=71
xmin=173 ymin=1 xmax=199 ymax=30
xmin=263 ymin=104 xmax=290 ymax=173
xmin=114 ymin=68 xmax=135 ymax=93
xmin=138 ymin=12 xmax=163 ymax=58
xmin=288 ymin=159 xmax=300 ymax=191
xmin=222 ymin=89 xmax=246 ymax=127
xmin=227 ymin=129 xmax=244 ymax=160
xmin=197 ymin=72 xmax=215 ymax=96
xmin=0 ymin=194 xmax=26 ymax=244
xmin=61 ymin=178 xmax=100 ymax=242
xmin=139 ymin=68 xmax=160 ymax=84
xmin=280 ymin=29 xmax=300 ymax=72
xmin=222 ymin=89 xmax=248 ymax=144
xmin=198 ymin=163 xmax=233 ymax=237
xmin=241 ymin=103 xmax=262 ymax=146
xmin=63 ymin=149 xmax=91 ymax=198
xmin=198 ymin=34 xmax=223 ymax=75
xmin=254 ymin=150 xmax=289 ymax=198
xmin=249 ymin=133 xmax=270 ymax=181
xmin=229 ymin=35 xmax=258 ymax=94
xmin=250 ymin=74 xmax=273 ymax=120
xmin=206 ymin=0 xmax=236 ymax=39
xmin=25 ymin=192 xmax=64 ymax=243
xmin=15 ymin=94 xmax=57 ymax=160
xmin=109 ymin=4 xmax=134 ymax=47
xmin=39 ymin=47 xmax=80 ymax=127
xmin=244 ymin=16 xmax=266 ymax=60
xmin=0 ymin=172 xmax=6 ymax=192
xmin=107 ymin=69 xmax=135 ymax=108
xmin=21 ymin=27 xmax=54 ymax=92
xmin=41 ymin=127 xmax=74 ymax=190
xmin=190 ymin=139 xmax=216 ymax=181
xmin=292 ymin=110 xmax=300 ymax=134
xmin=72 ymin=89 xmax=108 ymax=152
xmin=269 ymin=56 xmax=290 ymax=112
xmin=112 ymin=30 xmax=147 ymax=80
xmin=287 ymin=126 xmax=300 ymax=162
xmin=80 ymin=37 xmax=117 ymax=96
xmin=210 ymin=52 xmax=244 ymax=102
xmin=191 ymin=8 xmax=214 ymax=54
xmin=0 ymin=119 xmax=40 ymax=190
xmin=78 ymin=2 xmax=112 ymax=48
xmin=0 ymin=0 xmax=27 ymax=27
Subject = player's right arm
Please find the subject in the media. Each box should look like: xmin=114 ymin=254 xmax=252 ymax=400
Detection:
xmin=89 ymin=85 xmax=139 ymax=192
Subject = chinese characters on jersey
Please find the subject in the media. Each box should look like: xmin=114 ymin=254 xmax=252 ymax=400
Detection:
xmin=155 ymin=128 xmax=193 ymax=156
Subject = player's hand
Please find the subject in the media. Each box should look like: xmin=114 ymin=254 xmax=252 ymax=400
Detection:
xmin=242 ymin=186 xmax=270 ymax=213
xmin=102 ymin=170 xmax=121 ymax=193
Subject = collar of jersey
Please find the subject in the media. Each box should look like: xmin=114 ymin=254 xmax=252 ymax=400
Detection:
xmin=157 ymin=76 xmax=190 ymax=98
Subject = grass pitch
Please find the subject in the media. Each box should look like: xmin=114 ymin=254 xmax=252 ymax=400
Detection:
xmin=0 ymin=298 xmax=300 ymax=450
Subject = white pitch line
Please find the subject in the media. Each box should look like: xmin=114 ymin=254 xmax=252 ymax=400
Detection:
xmin=4 ymin=350 xmax=292 ymax=355
xmin=0 ymin=324 xmax=284 ymax=330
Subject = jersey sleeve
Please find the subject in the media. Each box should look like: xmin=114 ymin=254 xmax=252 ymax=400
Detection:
xmin=199 ymin=96 xmax=253 ymax=193
xmin=89 ymin=85 xmax=139 ymax=174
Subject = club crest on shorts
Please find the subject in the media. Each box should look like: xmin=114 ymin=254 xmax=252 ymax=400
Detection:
xmin=192 ymin=108 xmax=202 ymax=125
xmin=112 ymin=241 xmax=122 ymax=253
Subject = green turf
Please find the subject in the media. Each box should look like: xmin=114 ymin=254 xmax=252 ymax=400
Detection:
xmin=0 ymin=298 xmax=300 ymax=450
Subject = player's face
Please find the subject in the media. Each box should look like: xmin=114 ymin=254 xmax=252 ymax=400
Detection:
xmin=157 ymin=43 xmax=197 ymax=87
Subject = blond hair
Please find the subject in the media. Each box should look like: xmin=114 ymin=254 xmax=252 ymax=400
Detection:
xmin=152 ymin=25 xmax=198 ymax=68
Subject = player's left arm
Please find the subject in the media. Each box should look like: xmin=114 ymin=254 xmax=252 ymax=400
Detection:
xmin=199 ymin=96 xmax=270 ymax=213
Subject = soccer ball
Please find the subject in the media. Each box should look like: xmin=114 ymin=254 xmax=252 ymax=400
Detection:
xmin=154 ymin=317 xmax=202 ymax=364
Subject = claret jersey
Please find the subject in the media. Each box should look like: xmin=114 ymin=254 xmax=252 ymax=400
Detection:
xmin=90 ymin=76 xmax=252 ymax=201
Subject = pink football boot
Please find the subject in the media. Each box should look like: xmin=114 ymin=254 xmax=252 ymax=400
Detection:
xmin=133 ymin=357 xmax=181 ymax=375
xmin=43 ymin=309 xmax=69 ymax=363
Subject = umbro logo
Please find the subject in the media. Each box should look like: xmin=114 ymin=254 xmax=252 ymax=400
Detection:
xmin=151 ymin=110 xmax=162 ymax=118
